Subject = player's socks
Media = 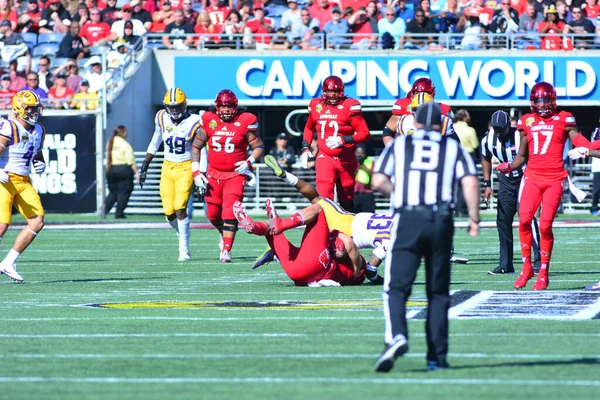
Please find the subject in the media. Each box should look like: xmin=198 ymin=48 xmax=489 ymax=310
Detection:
xmin=279 ymin=212 xmax=304 ymax=232
xmin=168 ymin=218 xmax=179 ymax=237
xmin=283 ymin=171 xmax=298 ymax=186
xmin=365 ymin=264 xmax=384 ymax=285
xmin=222 ymin=237 xmax=234 ymax=252
xmin=251 ymin=222 xmax=268 ymax=235
xmin=3 ymin=249 xmax=20 ymax=266
xmin=177 ymin=217 xmax=190 ymax=251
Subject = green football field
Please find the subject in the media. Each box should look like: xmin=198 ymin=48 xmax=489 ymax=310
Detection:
xmin=0 ymin=220 xmax=599 ymax=400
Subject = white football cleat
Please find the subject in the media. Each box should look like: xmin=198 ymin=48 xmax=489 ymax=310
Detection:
xmin=0 ymin=262 xmax=24 ymax=282
xmin=220 ymin=250 xmax=231 ymax=263
xmin=178 ymin=250 xmax=191 ymax=261
xmin=265 ymin=199 xmax=278 ymax=219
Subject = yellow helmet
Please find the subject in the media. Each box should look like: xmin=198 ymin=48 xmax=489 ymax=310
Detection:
xmin=163 ymin=88 xmax=187 ymax=119
xmin=409 ymin=92 xmax=433 ymax=115
xmin=13 ymin=90 xmax=43 ymax=125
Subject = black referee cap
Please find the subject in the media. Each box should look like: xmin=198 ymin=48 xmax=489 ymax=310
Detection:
xmin=491 ymin=110 xmax=509 ymax=129
xmin=415 ymin=101 xmax=442 ymax=130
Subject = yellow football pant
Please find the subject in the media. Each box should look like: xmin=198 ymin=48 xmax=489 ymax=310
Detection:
xmin=0 ymin=173 xmax=44 ymax=225
xmin=160 ymin=160 xmax=193 ymax=216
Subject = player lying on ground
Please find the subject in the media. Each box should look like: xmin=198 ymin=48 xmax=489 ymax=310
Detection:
xmin=234 ymin=200 xmax=366 ymax=287
xmin=256 ymin=155 xmax=388 ymax=284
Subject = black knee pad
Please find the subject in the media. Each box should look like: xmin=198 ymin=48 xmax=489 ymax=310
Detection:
xmin=222 ymin=219 xmax=238 ymax=232
xmin=339 ymin=201 xmax=355 ymax=213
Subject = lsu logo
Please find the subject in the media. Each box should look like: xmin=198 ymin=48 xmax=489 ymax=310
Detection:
xmin=209 ymin=120 xmax=218 ymax=129
xmin=166 ymin=125 xmax=174 ymax=131
xmin=315 ymin=104 xmax=323 ymax=114
xmin=318 ymin=249 xmax=331 ymax=269
xmin=525 ymin=117 xmax=535 ymax=127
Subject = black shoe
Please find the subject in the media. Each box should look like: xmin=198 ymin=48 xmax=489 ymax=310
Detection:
xmin=366 ymin=269 xmax=384 ymax=285
xmin=427 ymin=361 xmax=450 ymax=371
xmin=488 ymin=266 xmax=515 ymax=275
xmin=374 ymin=334 xmax=408 ymax=373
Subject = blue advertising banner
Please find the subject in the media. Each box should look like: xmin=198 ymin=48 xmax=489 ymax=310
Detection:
xmin=174 ymin=54 xmax=600 ymax=106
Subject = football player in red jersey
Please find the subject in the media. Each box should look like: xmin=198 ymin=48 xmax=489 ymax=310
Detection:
xmin=233 ymin=200 xmax=366 ymax=287
xmin=383 ymin=78 xmax=452 ymax=146
xmin=497 ymin=82 xmax=600 ymax=290
xmin=300 ymin=75 xmax=370 ymax=212
xmin=190 ymin=89 xmax=264 ymax=263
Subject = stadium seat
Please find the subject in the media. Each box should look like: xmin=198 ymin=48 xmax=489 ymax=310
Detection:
xmin=37 ymin=33 xmax=64 ymax=45
xmin=52 ymin=57 xmax=71 ymax=68
xmin=22 ymin=32 xmax=37 ymax=54
xmin=33 ymin=43 xmax=60 ymax=56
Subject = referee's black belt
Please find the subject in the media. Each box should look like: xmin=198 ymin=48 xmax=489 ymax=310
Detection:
xmin=395 ymin=203 xmax=453 ymax=214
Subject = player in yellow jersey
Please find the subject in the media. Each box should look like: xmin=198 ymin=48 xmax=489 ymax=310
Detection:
xmin=0 ymin=90 xmax=47 ymax=282
xmin=139 ymin=88 xmax=204 ymax=262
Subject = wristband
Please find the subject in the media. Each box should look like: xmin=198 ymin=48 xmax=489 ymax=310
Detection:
xmin=483 ymin=180 xmax=491 ymax=188
xmin=192 ymin=161 xmax=201 ymax=172
xmin=247 ymin=156 xmax=256 ymax=165
xmin=342 ymin=136 xmax=354 ymax=144
xmin=301 ymin=140 xmax=310 ymax=151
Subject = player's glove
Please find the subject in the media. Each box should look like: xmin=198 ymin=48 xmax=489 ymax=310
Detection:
xmin=300 ymin=140 xmax=311 ymax=169
xmin=496 ymin=162 xmax=513 ymax=174
xmin=192 ymin=170 xmax=208 ymax=190
xmin=245 ymin=171 xmax=256 ymax=187
xmin=0 ymin=169 xmax=9 ymax=183
xmin=139 ymin=160 xmax=149 ymax=189
xmin=568 ymin=147 xmax=590 ymax=160
xmin=234 ymin=157 xmax=255 ymax=175
xmin=325 ymin=136 xmax=344 ymax=150
xmin=32 ymin=160 xmax=46 ymax=174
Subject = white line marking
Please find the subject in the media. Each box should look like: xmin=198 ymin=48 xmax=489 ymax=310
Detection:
xmin=0 ymin=377 xmax=598 ymax=386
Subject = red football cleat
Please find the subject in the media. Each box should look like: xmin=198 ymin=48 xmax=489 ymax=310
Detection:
xmin=270 ymin=217 xmax=283 ymax=235
xmin=532 ymin=276 xmax=549 ymax=290
xmin=514 ymin=269 xmax=534 ymax=289
xmin=233 ymin=201 xmax=255 ymax=233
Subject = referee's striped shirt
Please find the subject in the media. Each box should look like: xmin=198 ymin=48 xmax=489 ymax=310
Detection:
xmin=375 ymin=129 xmax=477 ymax=210
xmin=481 ymin=127 xmax=523 ymax=178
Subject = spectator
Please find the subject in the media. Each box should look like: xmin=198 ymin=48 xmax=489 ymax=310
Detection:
xmin=0 ymin=74 xmax=16 ymax=109
xmin=555 ymin=0 xmax=572 ymax=23
xmin=53 ymin=59 xmax=82 ymax=92
xmin=163 ymin=8 xmax=195 ymax=49
xmin=516 ymin=1 xmax=543 ymax=48
xmin=0 ymin=18 xmax=25 ymax=45
xmin=459 ymin=7 xmax=486 ymax=48
xmin=353 ymin=144 xmax=376 ymax=213
xmin=220 ymin=10 xmax=244 ymax=48
xmin=110 ymin=4 xmax=146 ymax=41
xmin=33 ymin=55 xmax=52 ymax=91
xmin=538 ymin=5 xmax=565 ymax=49
xmin=430 ymin=0 xmax=446 ymax=14
xmin=206 ymin=0 xmax=231 ymax=26
xmin=378 ymin=6 xmax=406 ymax=48
xmin=7 ymin=60 xmax=26 ymax=92
xmin=563 ymin=6 xmax=595 ymax=48
xmin=590 ymin=118 xmax=600 ymax=216
xmin=182 ymin=0 xmax=199 ymax=26
xmin=533 ymin=0 xmax=552 ymax=15
xmin=419 ymin=0 xmax=435 ymax=18
xmin=309 ymin=0 xmax=334 ymax=29
xmin=281 ymin=0 xmax=302 ymax=30
xmin=348 ymin=6 xmax=377 ymax=49
xmin=366 ymin=0 xmax=381 ymax=21
xmin=439 ymin=0 xmax=461 ymax=33
xmin=244 ymin=3 xmax=274 ymax=50
xmin=102 ymin=125 xmax=138 ymax=219
xmin=39 ymin=0 xmax=72 ymax=34
xmin=18 ymin=0 xmax=42 ymax=33
xmin=80 ymin=8 xmax=111 ymax=46
xmin=268 ymin=132 xmax=296 ymax=172
xmin=454 ymin=109 xmax=479 ymax=160
xmin=142 ymin=0 xmax=157 ymax=15
xmin=269 ymin=27 xmax=292 ymax=49
xmin=471 ymin=0 xmax=494 ymax=26
xmin=57 ymin=21 xmax=91 ymax=59
xmin=70 ymin=79 xmax=98 ymax=109
xmin=401 ymin=8 xmax=436 ymax=48
xmin=71 ymin=3 xmax=90 ymax=25
xmin=0 ymin=0 xmax=18 ymax=31
xmin=84 ymin=56 xmax=108 ymax=93
xmin=120 ymin=20 xmax=140 ymax=46
xmin=48 ymin=71 xmax=75 ymax=109
xmin=324 ymin=6 xmax=351 ymax=48
xmin=508 ymin=0 xmax=527 ymax=15
xmin=150 ymin=1 xmax=175 ymax=32
xmin=397 ymin=0 xmax=415 ymax=23
xmin=101 ymin=0 xmax=120 ymax=26
xmin=288 ymin=8 xmax=321 ymax=49
xmin=21 ymin=72 xmax=48 ymax=98
xmin=194 ymin=11 xmax=221 ymax=48
xmin=490 ymin=0 xmax=519 ymax=32
xmin=131 ymin=0 xmax=153 ymax=31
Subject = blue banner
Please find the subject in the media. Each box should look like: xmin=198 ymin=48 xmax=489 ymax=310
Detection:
xmin=174 ymin=54 xmax=600 ymax=106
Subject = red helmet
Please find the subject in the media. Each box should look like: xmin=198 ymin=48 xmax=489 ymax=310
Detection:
xmin=322 ymin=75 xmax=345 ymax=106
xmin=530 ymin=82 xmax=557 ymax=118
xmin=215 ymin=89 xmax=238 ymax=122
xmin=408 ymin=77 xmax=436 ymax=99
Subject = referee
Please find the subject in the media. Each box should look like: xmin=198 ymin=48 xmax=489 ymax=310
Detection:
xmin=371 ymin=102 xmax=480 ymax=373
xmin=481 ymin=110 xmax=540 ymax=275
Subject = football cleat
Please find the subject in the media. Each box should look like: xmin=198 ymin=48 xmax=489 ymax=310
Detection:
xmin=264 ymin=155 xmax=285 ymax=178
xmin=532 ymin=275 xmax=549 ymax=290
xmin=450 ymin=256 xmax=468 ymax=264
xmin=265 ymin=199 xmax=278 ymax=219
xmin=374 ymin=334 xmax=409 ymax=373
xmin=178 ymin=250 xmax=191 ymax=262
xmin=427 ymin=361 xmax=450 ymax=371
xmin=220 ymin=250 xmax=231 ymax=263
xmin=585 ymin=281 xmax=600 ymax=291
xmin=514 ymin=269 xmax=535 ymax=289
xmin=252 ymin=248 xmax=275 ymax=269
xmin=233 ymin=201 xmax=256 ymax=233
xmin=488 ymin=266 xmax=515 ymax=275
xmin=366 ymin=269 xmax=384 ymax=285
xmin=0 ymin=262 xmax=24 ymax=282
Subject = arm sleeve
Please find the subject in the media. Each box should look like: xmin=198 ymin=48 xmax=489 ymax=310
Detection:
xmin=146 ymin=112 xmax=164 ymax=155
xmin=572 ymin=134 xmax=600 ymax=150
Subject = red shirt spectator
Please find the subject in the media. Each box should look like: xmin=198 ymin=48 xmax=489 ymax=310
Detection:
xmin=18 ymin=0 xmax=42 ymax=33
xmin=470 ymin=0 xmax=494 ymax=26
xmin=86 ymin=0 xmax=107 ymax=10
xmin=0 ymin=75 xmax=16 ymax=110
xmin=309 ymin=0 xmax=335 ymax=29
xmin=161 ymin=0 xmax=183 ymax=8
xmin=583 ymin=0 xmax=600 ymax=18
xmin=0 ymin=0 xmax=18 ymax=31
xmin=182 ymin=0 xmax=199 ymax=25
xmin=509 ymin=0 xmax=527 ymax=15
xmin=206 ymin=0 xmax=230 ymax=25
xmin=80 ymin=8 xmax=111 ymax=45
xmin=538 ymin=8 xmax=565 ymax=50
xmin=143 ymin=0 xmax=157 ymax=14
xmin=151 ymin=0 xmax=176 ymax=32
xmin=340 ymin=0 xmax=372 ymax=12
xmin=245 ymin=3 xmax=273 ymax=44
xmin=194 ymin=11 xmax=221 ymax=45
